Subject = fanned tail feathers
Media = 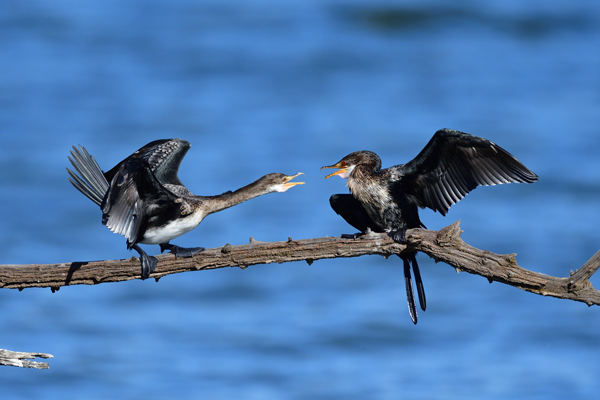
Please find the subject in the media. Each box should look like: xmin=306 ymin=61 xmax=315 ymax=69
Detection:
xmin=67 ymin=145 xmax=109 ymax=206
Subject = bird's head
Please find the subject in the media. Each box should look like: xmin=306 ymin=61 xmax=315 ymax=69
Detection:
xmin=261 ymin=172 xmax=305 ymax=193
xmin=321 ymin=151 xmax=381 ymax=179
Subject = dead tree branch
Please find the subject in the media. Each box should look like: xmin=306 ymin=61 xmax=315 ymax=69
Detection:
xmin=0 ymin=349 xmax=53 ymax=369
xmin=1 ymin=221 xmax=599 ymax=306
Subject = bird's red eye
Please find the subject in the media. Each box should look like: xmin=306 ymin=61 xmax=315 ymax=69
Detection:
xmin=342 ymin=161 xmax=346 ymax=166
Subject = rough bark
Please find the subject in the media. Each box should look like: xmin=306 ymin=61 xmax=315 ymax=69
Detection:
xmin=0 ymin=349 xmax=53 ymax=369
xmin=1 ymin=221 xmax=598 ymax=306
xmin=4 ymin=220 xmax=599 ymax=369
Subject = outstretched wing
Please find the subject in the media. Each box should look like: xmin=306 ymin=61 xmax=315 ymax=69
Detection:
xmin=101 ymin=157 xmax=180 ymax=247
xmin=394 ymin=129 xmax=538 ymax=216
xmin=103 ymin=139 xmax=191 ymax=188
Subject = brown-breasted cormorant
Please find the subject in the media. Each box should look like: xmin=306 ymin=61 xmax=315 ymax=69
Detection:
xmin=321 ymin=128 xmax=538 ymax=324
xmin=67 ymin=139 xmax=304 ymax=279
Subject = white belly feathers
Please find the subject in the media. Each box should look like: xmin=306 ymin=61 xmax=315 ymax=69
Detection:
xmin=140 ymin=210 xmax=205 ymax=245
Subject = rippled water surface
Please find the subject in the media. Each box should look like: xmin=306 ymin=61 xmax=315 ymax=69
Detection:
xmin=1 ymin=1 xmax=600 ymax=399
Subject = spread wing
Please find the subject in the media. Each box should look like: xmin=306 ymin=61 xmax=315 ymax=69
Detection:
xmin=101 ymin=157 xmax=181 ymax=247
xmin=393 ymin=129 xmax=538 ymax=216
xmin=103 ymin=139 xmax=191 ymax=188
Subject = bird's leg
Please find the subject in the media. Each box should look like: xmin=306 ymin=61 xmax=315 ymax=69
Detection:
xmin=401 ymin=255 xmax=418 ymax=325
xmin=131 ymin=244 xmax=158 ymax=280
xmin=160 ymin=242 xmax=205 ymax=258
xmin=388 ymin=228 xmax=407 ymax=244
xmin=341 ymin=227 xmax=378 ymax=240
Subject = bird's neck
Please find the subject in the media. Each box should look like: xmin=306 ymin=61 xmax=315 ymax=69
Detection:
xmin=347 ymin=164 xmax=377 ymax=187
xmin=347 ymin=167 xmax=388 ymax=207
xmin=202 ymin=178 xmax=272 ymax=215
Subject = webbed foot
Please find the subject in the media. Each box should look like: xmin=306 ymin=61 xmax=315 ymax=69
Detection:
xmin=341 ymin=232 xmax=363 ymax=239
xmin=132 ymin=244 xmax=158 ymax=280
xmin=160 ymin=242 xmax=205 ymax=258
xmin=140 ymin=254 xmax=159 ymax=280
xmin=389 ymin=229 xmax=407 ymax=244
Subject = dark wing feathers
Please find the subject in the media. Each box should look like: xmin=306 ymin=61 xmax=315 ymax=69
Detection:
xmin=68 ymin=139 xmax=191 ymax=247
xmin=143 ymin=139 xmax=191 ymax=186
xmin=101 ymin=160 xmax=145 ymax=246
xmin=103 ymin=139 xmax=191 ymax=187
xmin=396 ymin=128 xmax=538 ymax=216
xmin=101 ymin=158 xmax=180 ymax=247
xmin=329 ymin=193 xmax=382 ymax=233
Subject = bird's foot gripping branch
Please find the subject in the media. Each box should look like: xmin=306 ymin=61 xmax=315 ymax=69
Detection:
xmin=67 ymin=139 xmax=304 ymax=280
xmin=1 ymin=221 xmax=599 ymax=308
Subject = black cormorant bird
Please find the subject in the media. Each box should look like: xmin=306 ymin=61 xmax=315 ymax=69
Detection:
xmin=67 ymin=139 xmax=304 ymax=279
xmin=321 ymin=129 xmax=538 ymax=324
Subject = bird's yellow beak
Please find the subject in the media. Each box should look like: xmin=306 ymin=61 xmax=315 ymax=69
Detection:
xmin=283 ymin=172 xmax=305 ymax=189
xmin=321 ymin=162 xmax=348 ymax=179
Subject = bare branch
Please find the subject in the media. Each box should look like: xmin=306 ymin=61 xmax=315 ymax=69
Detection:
xmin=408 ymin=221 xmax=600 ymax=306
xmin=570 ymin=249 xmax=600 ymax=282
xmin=0 ymin=349 xmax=53 ymax=369
xmin=1 ymin=221 xmax=598 ymax=306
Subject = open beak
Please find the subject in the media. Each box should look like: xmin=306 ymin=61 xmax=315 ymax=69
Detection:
xmin=321 ymin=162 xmax=348 ymax=179
xmin=282 ymin=172 xmax=305 ymax=190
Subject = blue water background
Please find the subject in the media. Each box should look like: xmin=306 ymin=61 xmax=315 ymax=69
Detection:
xmin=1 ymin=0 xmax=600 ymax=398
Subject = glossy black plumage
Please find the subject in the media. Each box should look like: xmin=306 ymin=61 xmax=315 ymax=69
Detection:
xmin=100 ymin=140 xmax=189 ymax=248
xmin=399 ymin=129 xmax=537 ymax=216
xmin=323 ymin=128 xmax=538 ymax=324
xmin=67 ymin=139 xmax=304 ymax=280
xmin=330 ymin=193 xmax=426 ymax=324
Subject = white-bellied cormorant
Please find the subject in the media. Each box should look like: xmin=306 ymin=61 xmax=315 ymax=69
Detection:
xmin=67 ymin=139 xmax=304 ymax=279
xmin=321 ymin=128 xmax=538 ymax=324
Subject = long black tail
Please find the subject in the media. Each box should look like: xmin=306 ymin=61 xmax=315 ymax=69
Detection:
xmin=400 ymin=252 xmax=426 ymax=325
xmin=67 ymin=145 xmax=109 ymax=206
xmin=327 ymin=194 xmax=429 ymax=323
